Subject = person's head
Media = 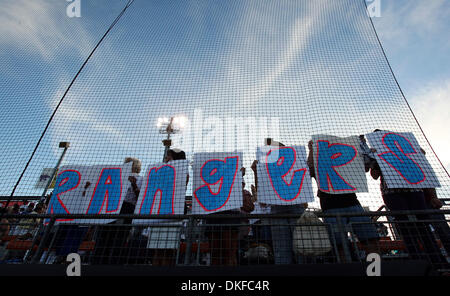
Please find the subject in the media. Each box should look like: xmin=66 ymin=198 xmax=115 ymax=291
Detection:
xmin=165 ymin=149 xmax=186 ymax=163
xmin=27 ymin=203 xmax=35 ymax=212
xmin=44 ymin=193 xmax=52 ymax=206
xmin=264 ymin=138 xmax=285 ymax=147
xmin=124 ymin=157 xmax=142 ymax=174
xmin=34 ymin=203 xmax=44 ymax=214
xmin=12 ymin=204 xmax=20 ymax=213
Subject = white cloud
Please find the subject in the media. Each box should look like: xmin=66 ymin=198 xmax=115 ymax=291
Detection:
xmin=238 ymin=17 xmax=314 ymax=107
xmin=0 ymin=0 xmax=129 ymax=157
xmin=373 ymin=0 xmax=450 ymax=44
xmin=407 ymin=0 xmax=449 ymax=32
xmin=48 ymin=86 xmax=126 ymax=157
xmin=0 ymin=0 xmax=93 ymax=60
xmin=410 ymin=79 xmax=450 ymax=172
xmin=225 ymin=0 xmax=338 ymax=110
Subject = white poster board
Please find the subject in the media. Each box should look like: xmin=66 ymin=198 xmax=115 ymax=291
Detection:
xmin=133 ymin=159 xmax=188 ymax=224
xmin=256 ymin=146 xmax=314 ymax=205
xmin=312 ymin=134 xmax=368 ymax=194
xmin=46 ymin=162 xmax=133 ymax=224
xmin=366 ymin=131 xmax=440 ymax=189
xmin=191 ymin=152 xmax=243 ymax=214
xmin=35 ymin=168 xmax=57 ymax=189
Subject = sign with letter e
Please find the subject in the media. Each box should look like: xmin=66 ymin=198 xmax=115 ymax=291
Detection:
xmin=256 ymin=146 xmax=314 ymax=205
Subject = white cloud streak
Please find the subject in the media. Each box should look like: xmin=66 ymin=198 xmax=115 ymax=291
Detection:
xmin=410 ymin=79 xmax=450 ymax=172
xmin=374 ymin=0 xmax=450 ymax=44
xmin=0 ymin=0 xmax=93 ymax=60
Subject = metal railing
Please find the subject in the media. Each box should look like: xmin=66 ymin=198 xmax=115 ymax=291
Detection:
xmin=0 ymin=210 xmax=449 ymax=274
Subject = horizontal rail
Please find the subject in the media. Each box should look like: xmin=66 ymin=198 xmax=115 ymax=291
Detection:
xmin=0 ymin=196 xmax=42 ymax=201
xmin=2 ymin=209 xmax=450 ymax=220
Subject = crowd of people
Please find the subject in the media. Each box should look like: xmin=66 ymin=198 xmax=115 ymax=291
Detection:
xmin=0 ymin=138 xmax=449 ymax=270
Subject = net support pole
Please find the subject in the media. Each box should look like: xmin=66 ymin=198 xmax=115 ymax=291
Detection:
xmin=336 ymin=215 xmax=352 ymax=263
xmin=183 ymin=217 xmax=195 ymax=265
xmin=23 ymin=143 xmax=69 ymax=262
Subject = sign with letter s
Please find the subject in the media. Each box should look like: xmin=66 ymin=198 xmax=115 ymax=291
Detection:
xmin=366 ymin=131 xmax=440 ymax=189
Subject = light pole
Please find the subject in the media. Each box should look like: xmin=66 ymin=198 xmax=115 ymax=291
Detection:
xmin=157 ymin=116 xmax=187 ymax=162
xmin=40 ymin=142 xmax=70 ymax=202
xmin=24 ymin=141 xmax=70 ymax=263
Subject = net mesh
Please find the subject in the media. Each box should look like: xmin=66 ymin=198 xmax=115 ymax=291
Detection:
xmin=0 ymin=0 xmax=448 ymax=213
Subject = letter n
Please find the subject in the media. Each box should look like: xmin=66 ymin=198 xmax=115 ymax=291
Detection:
xmin=139 ymin=165 xmax=176 ymax=215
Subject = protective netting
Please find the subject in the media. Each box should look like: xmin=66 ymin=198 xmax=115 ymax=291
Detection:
xmin=0 ymin=0 xmax=448 ymax=215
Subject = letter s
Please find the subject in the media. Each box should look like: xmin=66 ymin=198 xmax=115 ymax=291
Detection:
xmin=378 ymin=133 xmax=425 ymax=184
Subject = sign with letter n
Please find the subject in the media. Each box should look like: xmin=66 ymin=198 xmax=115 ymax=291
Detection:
xmin=133 ymin=159 xmax=188 ymax=224
xmin=366 ymin=131 xmax=440 ymax=189
xmin=312 ymin=134 xmax=368 ymax=194
xmin=192 ymin=152 xmax=243 ymax=215
xmin=256 ymin=145 xmax=314 ymax=205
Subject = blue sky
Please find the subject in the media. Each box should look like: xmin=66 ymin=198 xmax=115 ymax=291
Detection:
xmin=372 ymin=0 xmax=450 ymax=171
xmin=0 ymin=0 xmax=448 ymax=205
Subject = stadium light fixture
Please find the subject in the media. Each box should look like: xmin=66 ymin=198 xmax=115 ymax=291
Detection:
xmin=157 ymin=115 xmax=188 ymax=161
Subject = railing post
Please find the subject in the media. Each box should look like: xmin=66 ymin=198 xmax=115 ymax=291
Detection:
xmin=183 ymin=217 xmax=195 ymax=265
xmin=31 ymin=217 xmax=55 ymax=264
xmin=336 ymin=214 xmax=352 ymax=263
xmin=349 ymin=223 xmax=363 ymax=262
xmin=41 ymin=224 xmax=60 ymax=264
xmin=23 ymin=222 xmax=44 ymax=263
